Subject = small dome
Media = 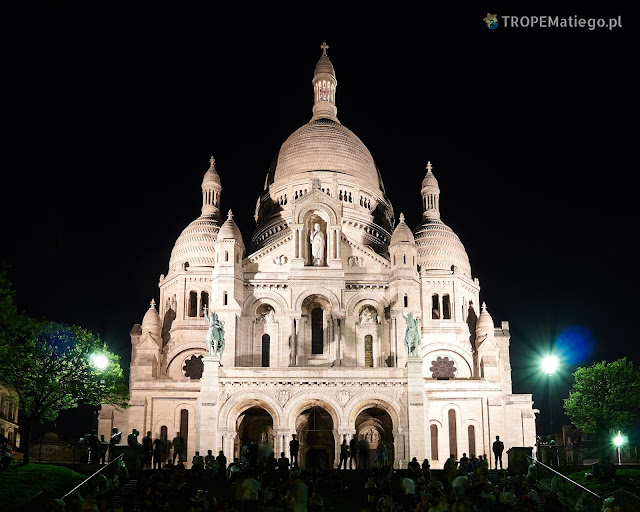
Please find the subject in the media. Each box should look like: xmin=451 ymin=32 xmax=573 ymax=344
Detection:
xmin=141 ymin=299 xmax=162 ymax=335
xmin=422 ymin=163 xmax=439 ymax=189
xmin=168 ymin=214 xmax=219 ymax=272
xmin=314 ymin=55 xmax=335 ymax=77
xmin=217 ymin=210 xmax=244 ymax=244
xmin=390 ymin=213 xmax=415 ymax=245
xmin=202 ymin=156 xmax=220 ymax=186
xmin=272 ymin=118 xmax=382 ymax=191
xmin=414 ymin=219 xmax=471 ymax=276
xmin=476 ymin=302 xmax=494 ymax=338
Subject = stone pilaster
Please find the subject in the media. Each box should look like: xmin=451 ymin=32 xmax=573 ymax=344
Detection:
xmin=407 ymin=358 xmax=426 ymax=462
xmin=196 ymin=356 xmax=221 ymax=455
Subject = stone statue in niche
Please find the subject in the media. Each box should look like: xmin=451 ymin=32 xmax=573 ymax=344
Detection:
xmin=309 ymin=222 xmax=325 ymax=266
xmin=358 ymin=307 xmax=378 ymax=326
xmin=263 ymin=309 xmax=276 ymax=324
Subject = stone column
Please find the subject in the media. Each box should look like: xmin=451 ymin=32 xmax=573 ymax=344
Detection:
xmin=407 ymin=358 xmax=426 ymax=463
xmin=196 ymin=356 xmax=221 ymax=456
xmin=333 ymin=429 xmax=341 ymax=469
xmin=290 ymin=317 xmax=297 ymax=367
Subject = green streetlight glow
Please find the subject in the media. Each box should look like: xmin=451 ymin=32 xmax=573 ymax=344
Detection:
xmin=541 ymin=355 xmax=559 ymax=375
xmin=614 ymin=434 xmax=624 ymax=447
xmin=92 ymin=353 xmax=109 ymax=370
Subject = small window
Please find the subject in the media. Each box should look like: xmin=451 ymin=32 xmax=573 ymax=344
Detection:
xmin=431 ymin=294 xmax=440 ymax=319
xmin=262 ymin=334 xmax=270 ymax=367
xmin=200 ymin=291 xmax=209 ymax=317
xmin=430 ymin=425 xmax=439 ymax=460
xmin=443 ymin=294 xmax=451 ymax=319
xmin=188 ymin=291 xmax=198 ymax=317
xmin=403 ymin=294 xmax=408 ymax=308
xmin=223 ymin=292 xmax=228 ymax=306
xmin=311 ymin=307 xmax=323 ymax=354
xmin=448 ymin=409 xmax=457 ymax=459
xmin=225 ymin=251 xmax=229 ymax=262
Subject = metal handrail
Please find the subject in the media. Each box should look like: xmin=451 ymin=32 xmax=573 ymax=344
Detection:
xmin=600 ymin=488 xmax=640 ymax=500
xmin=526 ymin=454 xmax=600 ymax=498
xmin=60 ymin=453 xmax=124 ymax=500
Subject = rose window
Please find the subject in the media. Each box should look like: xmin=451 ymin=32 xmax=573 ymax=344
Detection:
xmin=430 ymin=356 xmax=456 ymax=379
xmin=183 ymin=355 xmax=204 ymax=380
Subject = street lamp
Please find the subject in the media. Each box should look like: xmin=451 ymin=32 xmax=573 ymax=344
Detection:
xmin=90 ymin=354 xmax=109 ymax=433
xmin=541 ymin=355 xmax=559 ymax=440
xmin=613 ymin=432 xmax=625 ymax=465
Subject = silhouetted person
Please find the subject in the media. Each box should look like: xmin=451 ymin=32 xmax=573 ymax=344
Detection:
xmin=493 ymin=435 xmax=504 ymax=470
xmin=142 ymin=431 xmax=153 ymax=469
xmin=248 ymin=439 xmax=259 ymax=468
xmin=349 ymin=435 xmax=357 ymax=469
xmin=338 ymin=439 xmax=349 ymax=469
xmin=99 ymin=435 xmax=109 ymax=464
xmin=153 ymin=437 xmax=163 ymax=469
xmin=289 ymin=434 xmax=299 ymax=467
xmin=127 ymin=428 xmax=139 ymax=447
xmin=278 ymin=451 xmax=290 ymax=474
xmin=109 ymin=427 xmax=121 ymax=462
xmin=357 ymin=437 xmax=369 ymax=470
xmin=86 ymin=430 xmax=101 ymax=464
xmin=172 ymin=432 xmax=185 ymax=465
xmin=216 ymin=450 xmax=227 ymax=476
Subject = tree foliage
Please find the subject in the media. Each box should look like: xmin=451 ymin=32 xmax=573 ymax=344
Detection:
xmin=564 ymin=358 xmax=640 ymax=436
xmin=0 ymin=262 xmax=129 ymax=462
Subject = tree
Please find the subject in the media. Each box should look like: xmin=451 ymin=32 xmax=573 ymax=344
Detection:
xmin=564 ymin=358 xmax=640 ymax=456
xmin=0 ymin=264 xmax=129 ymax=463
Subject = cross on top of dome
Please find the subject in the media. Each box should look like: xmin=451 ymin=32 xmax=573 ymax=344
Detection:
xmin=320 ymin=41 xmax=329 ymax=56
xmin=399 ymin=212 xmax=406 ymax=224
xmin=150 ymin=298 xmax=156 ymax=308
xmin=227 ymin=209 xmax=233 ymax=220
xmin=426 ymin=161 xmax=433 ymax=173
xmin=209 ymin=156 xmax=215 ymax=168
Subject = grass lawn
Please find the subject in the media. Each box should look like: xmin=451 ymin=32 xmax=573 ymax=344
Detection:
xmin=0 ymin=463 xmax=86 ymax=510
xmin=567 ymin=468 xmax=640 ymax=497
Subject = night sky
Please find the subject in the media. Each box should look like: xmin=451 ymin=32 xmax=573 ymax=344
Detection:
xmin=2 ymin=9 xmax=635 ymax=441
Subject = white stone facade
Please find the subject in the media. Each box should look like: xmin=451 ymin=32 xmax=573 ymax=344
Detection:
xmin=99 ymin=44 xmax=536 ymax=470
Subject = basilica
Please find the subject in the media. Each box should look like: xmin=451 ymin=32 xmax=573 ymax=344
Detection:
xmin=99 ymin=44 xmax=536 ymax=470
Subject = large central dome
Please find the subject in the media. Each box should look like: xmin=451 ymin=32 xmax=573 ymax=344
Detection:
xmin=272 ymin=117 xmax=380 ymax=188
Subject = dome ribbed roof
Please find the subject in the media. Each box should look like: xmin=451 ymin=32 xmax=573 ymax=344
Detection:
xmin=141 ymin=300 xmax=162 ymax=335
xmin=217 ymin=210 xmax=244 ymax=244
xmin=476 ymin=302 xmax=494 ymax=337
xmin=390 ymin=213 xmax=415 ymax=245
xmin=422 ymin=169 xmax=439 ymax=189
xmin=168 ymin=214 xmax=219 ymax=271
xmin=413 ymin=219 xmax=471 ymax=276
xmin=314 ymin=55 xmax=335 ymax=76
xmin=272 ymin=118 xmax=381 ymax=190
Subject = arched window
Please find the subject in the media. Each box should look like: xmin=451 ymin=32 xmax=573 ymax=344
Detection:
xmin=468 ymin=425 xmax=476 ymax=457
xmin=188 ymin=291 xmax=197 ymax=317
xmin=364 ymin=335 xmax=373 ymax=368
xmin=443 ymin=294 xmax=451 ymax=319
xmin=180 ymin=409 xmax=189 ymax=461
xmin=430 ymin=424 xmax=439 ymax=460
xmin=431 ymin=294 xmax=440 ymax=319
xmin=448 ymin=409 xmax=457 ymax=459
xmin=200 ymin=292 xmax=209 ymax=317
xmin=160 ymin=426 xmax=168 ymax=452
xmin=261 ymin=334 xmax=270 ymax=367
xmin=311 ymin=307 xmax=323 ymax=354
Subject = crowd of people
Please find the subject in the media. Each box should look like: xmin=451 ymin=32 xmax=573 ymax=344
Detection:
xmin=59 ymin=426 xmax=554 ymax=512
xmin=59 ymin=429 xmax=622 ymax=511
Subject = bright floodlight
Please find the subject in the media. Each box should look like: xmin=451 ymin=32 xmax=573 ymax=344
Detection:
xmin=614 ymin=434 xmax=624 ymax=447
xmin=541 ymin=355 xmax=559 ymax=375
xmin=92 ymin=354 xmax=109 ymax=370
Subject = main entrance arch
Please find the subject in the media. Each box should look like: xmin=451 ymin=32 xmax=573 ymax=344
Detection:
xmin=355 ymin=407 xmax=395 ymax=469
xmin=235 ymin=406 xmax=274 ymax=464
xmin=296 ymin=405 xmax=335 ymax=470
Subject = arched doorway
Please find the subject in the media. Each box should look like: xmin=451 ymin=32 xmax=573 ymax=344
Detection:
xmin=296 ymin=406 xmax=335 ymax=470
xmin=355 ymin=407 xmax=394 ymax=470
xmin=235 ymin=406 xmax=274 ymax=465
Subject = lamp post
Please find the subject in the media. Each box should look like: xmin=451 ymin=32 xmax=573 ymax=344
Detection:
xmin=541 ymin=355 xmax=559 ymax=440
xmin=614 ymin=432 xmax=624 ymax=465
xmin=91 ymin=354 xmax=109 ymax=432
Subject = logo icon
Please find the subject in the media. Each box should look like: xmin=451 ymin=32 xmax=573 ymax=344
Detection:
xmin=483 ymin=13 xmax=499 ymax=30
